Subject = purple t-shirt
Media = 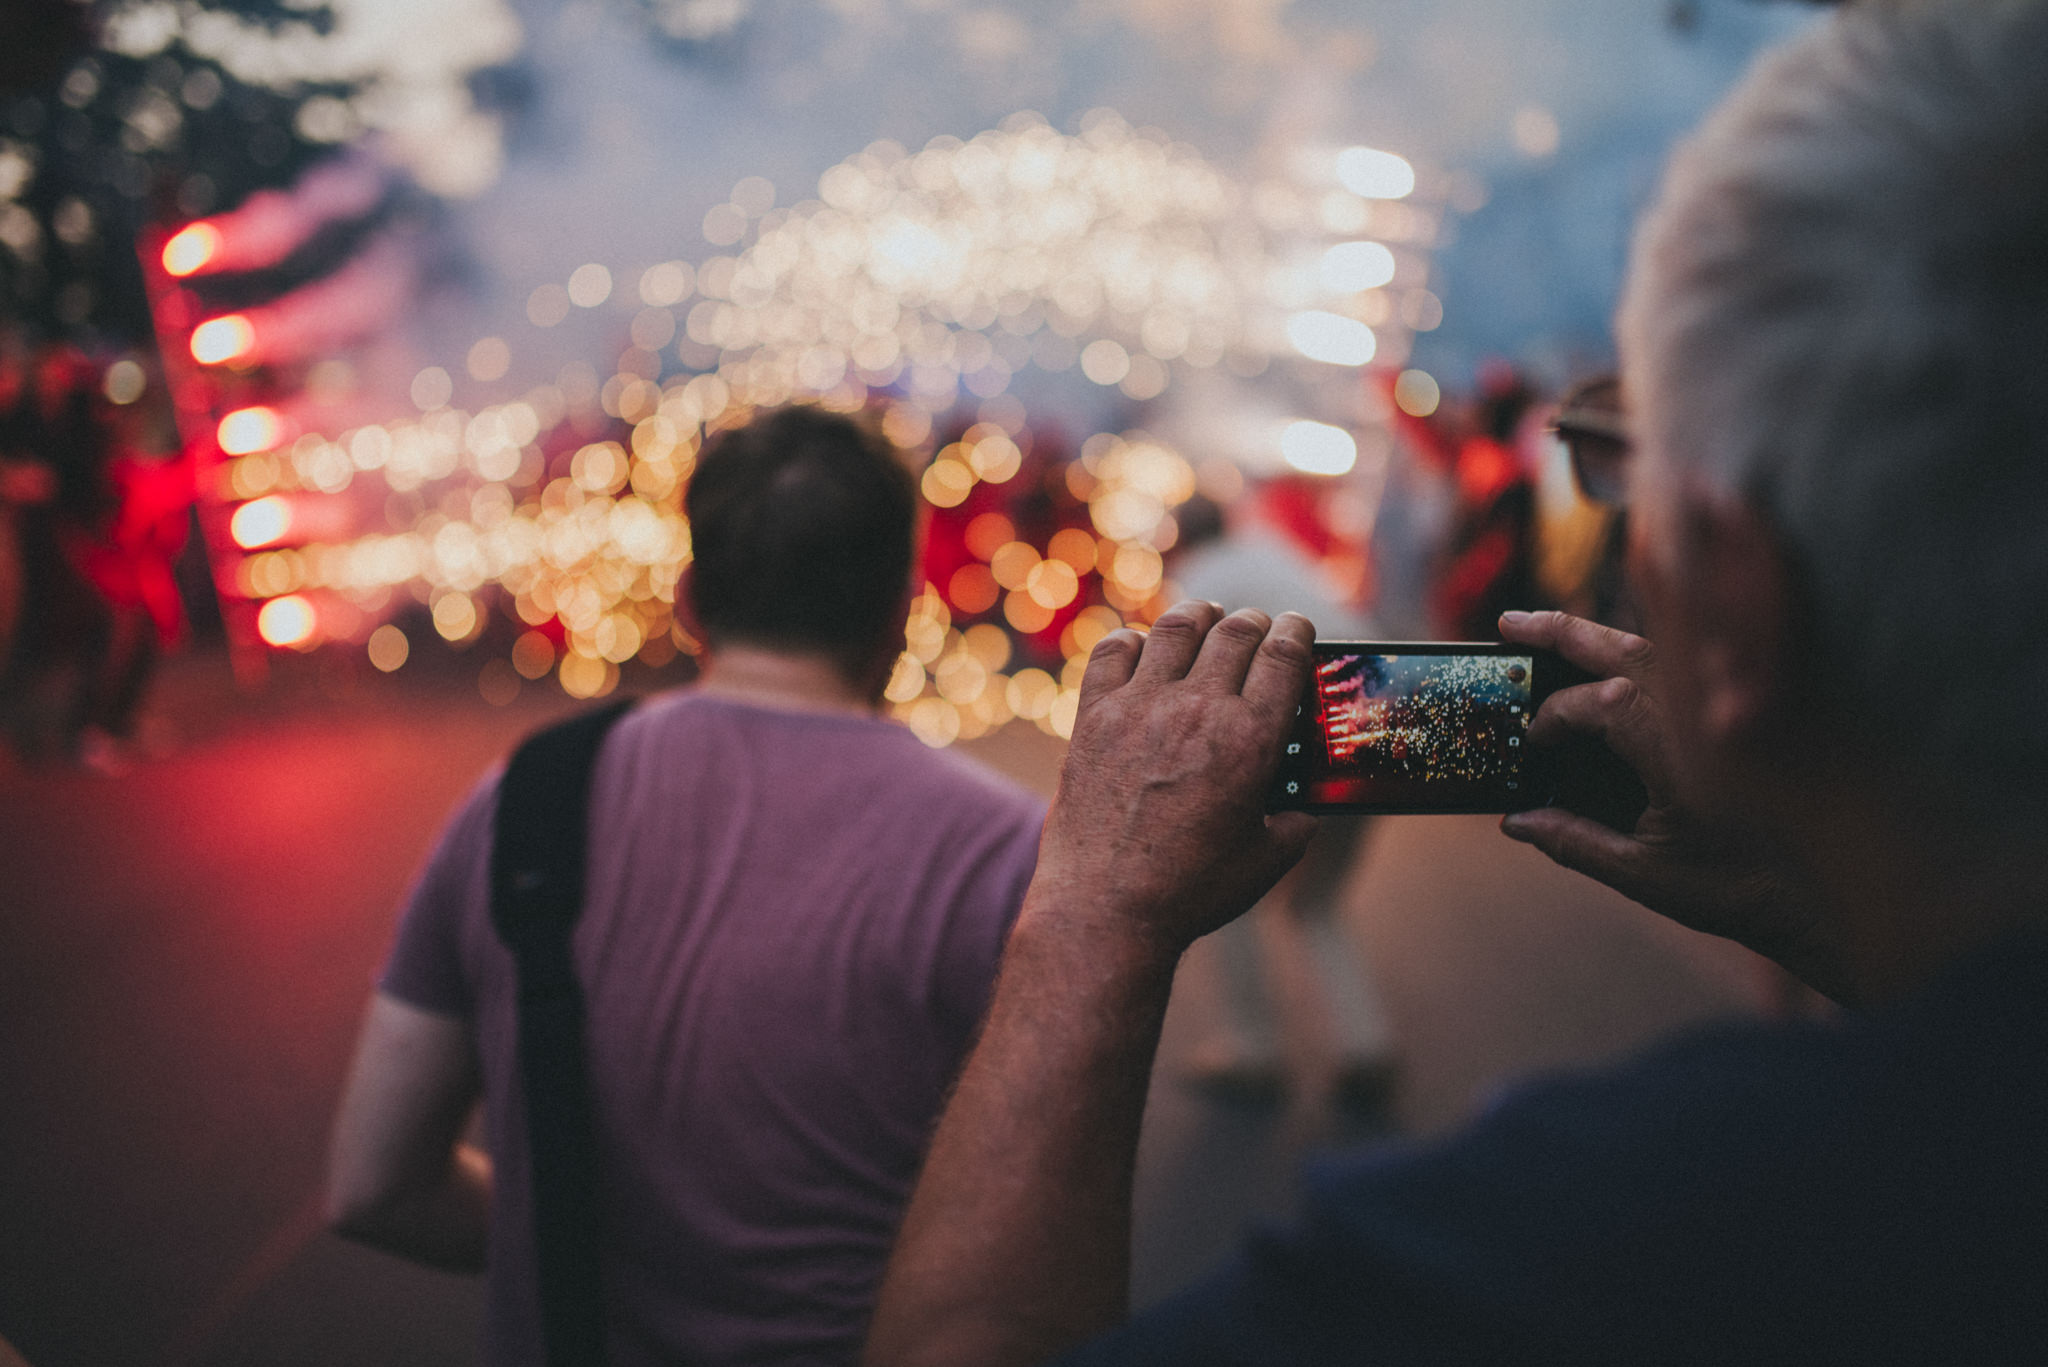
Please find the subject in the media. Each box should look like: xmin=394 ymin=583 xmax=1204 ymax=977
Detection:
xmin=380 ymin=691 xmax=1045 ymax=1365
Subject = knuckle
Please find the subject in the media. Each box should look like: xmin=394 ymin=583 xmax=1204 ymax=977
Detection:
xmin=1600 ymin=676 xmax=1640 ymax=711
xmin=1212 ymin=613 xmax=1268 ymax=646
xmin=1615 ymin=632 xmax=1654 ymax=673
xmin=1273 ymin=615 xmax=1318 ymax=650
xmin=1257 ymin=630 xmax=1310 ymax=668
xmin=1091 ymin=628 xmax=1140 ymax=661
xmin=1148 ymin=612 xmax=1203 ymax=641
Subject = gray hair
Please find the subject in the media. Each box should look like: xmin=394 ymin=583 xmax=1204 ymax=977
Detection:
xmin=1618 ymin=0 xmax=2048 ymax=796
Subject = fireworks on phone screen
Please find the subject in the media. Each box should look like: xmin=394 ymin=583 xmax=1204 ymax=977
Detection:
xmin=1304 ymin=653 xmax=1533 ymax=805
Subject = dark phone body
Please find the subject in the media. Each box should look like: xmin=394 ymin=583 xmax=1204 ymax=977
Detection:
xmin=1271 ymin=642 xmax=1597 ymax=815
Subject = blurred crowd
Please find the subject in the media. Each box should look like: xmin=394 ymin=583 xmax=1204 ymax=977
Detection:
xmin=0 ymin=339 xmax=191 ymax=763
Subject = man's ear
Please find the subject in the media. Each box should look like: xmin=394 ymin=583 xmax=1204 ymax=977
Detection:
xmin=1680 ymin=487 xmax=1799 ymax=745
xmin=673 ymin=565 xmax=707 ymax=655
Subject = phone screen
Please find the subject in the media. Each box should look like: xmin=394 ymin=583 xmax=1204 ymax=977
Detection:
xmin=1272 ymin=643 xmax=1551 ymax=813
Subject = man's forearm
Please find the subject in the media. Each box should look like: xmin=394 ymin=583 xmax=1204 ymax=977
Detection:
xmin=331 ymin=1142 xmax=492 ymax=1273
xmin=865 ymin=892 xmax=1181 ymax=1367
xmin=868 ymin=604 xmax=1318 ymax=1365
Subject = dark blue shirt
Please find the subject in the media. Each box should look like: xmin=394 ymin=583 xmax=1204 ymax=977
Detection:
xmin=1058 ymin=932 xmax=2048 ymax=1364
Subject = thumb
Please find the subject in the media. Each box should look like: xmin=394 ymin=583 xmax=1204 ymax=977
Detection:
xmin=1256 ymin=811 xmax=1319 ymax=887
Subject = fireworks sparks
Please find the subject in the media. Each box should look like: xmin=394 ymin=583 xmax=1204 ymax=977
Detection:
xmin=1317 ymin=652 xmax=1531 ymax=786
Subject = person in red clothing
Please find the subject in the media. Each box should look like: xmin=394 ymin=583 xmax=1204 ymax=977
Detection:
xmin=0 ymin=344 xmax=189 ymax=761
xmin=1388 ymin=365 xmax=1547 ymax=640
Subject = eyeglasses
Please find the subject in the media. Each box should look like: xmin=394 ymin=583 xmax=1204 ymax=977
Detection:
xmin=1549 ymin=374 xmax=1633 ymax=507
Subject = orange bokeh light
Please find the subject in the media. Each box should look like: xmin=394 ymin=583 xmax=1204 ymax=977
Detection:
xmin=161 ymin=223 xmax=222 ymax=277
xmin=217 ymin=406 xmax=284 ymax=456
xmin=256 ymin=595 xmax=316 ymax=648
xmin=231 ymin=495 xmax=292 ymax=549
xmin=190 ymin=315 xmax=255 ymax=365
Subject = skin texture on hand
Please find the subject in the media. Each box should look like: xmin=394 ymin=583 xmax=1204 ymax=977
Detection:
xmin=865 ymin=603 xmax=1318 ymax=1367
xmin=1496 ymin=610 xmax=1838 ymax=999
xmin=1032 ymin=601 xmax=1321 ymax=956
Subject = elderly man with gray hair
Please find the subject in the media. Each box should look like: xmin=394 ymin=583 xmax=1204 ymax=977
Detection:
xmin=863 ymin=1 xmax=2048 ymax=1362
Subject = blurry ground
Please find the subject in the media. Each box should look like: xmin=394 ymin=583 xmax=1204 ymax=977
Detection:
xmin=0 ymin=649 xmax=1770 ymax=1365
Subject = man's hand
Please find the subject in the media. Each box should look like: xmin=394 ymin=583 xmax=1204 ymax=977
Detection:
xmin=1031 ymin=601 xmax=1320 ymax=957
xmin=1497 ymin=610 xmax=1831 ymax=995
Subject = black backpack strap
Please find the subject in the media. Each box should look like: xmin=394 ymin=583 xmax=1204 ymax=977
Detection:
xmin=489 ymin=697 xmax=636 ymax=1367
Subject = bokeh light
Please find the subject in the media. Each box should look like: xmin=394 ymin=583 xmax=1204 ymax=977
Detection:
xmin=102 ymin=360 xmax=146 ymax=405
xmin=467 ymin=336 xmax=512 ymax=382
xmin=559 ymin=652 xmax=616 ymax=699
xmin=1335 ymin=146 xmax=1416 ymax=199
xmin=367 ymin=624 xmax=410 ymax=671
xmin=478 ymin=658 xmax=521 ymax=706
xmin=568 ymin=263 xmax=614 ymax=308
xmin=210 ymin=105 xmax=1440 ymax=738
xmin=256 ymin=595 xmax=317 ymax=647
xmin=231 ymin=496 xmax=292 ymax=549
xmin=1319 ymin=241 xmax=1397 ymax=292
xmin=511 ymin=630 xmax=555 ymax=679
xmin=218 ymin=407 xmax=284 ymax=456
xmin=639 ymin=261 xmax=694 ymax=307
xmin=1394 ymin=368 xmax=1442 ymax=417
xmin=161 ymin=222 xmax=221 ymax=277
xmin=1281 ymin=420 xmax=1359 ymax=477
xmin=190 ymin=315 xmax=255 ymax=365
xmin=432 ymin=592 xmax=480 ymax=642
xmin=411 ymin=367 xmax=454 ymax=411
xmin=1286 ymin=311 xmax=1377 ymax=366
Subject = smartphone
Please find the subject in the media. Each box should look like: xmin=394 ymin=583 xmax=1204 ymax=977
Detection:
xmin=1271 ymin=641 xmax=1595 ymax=815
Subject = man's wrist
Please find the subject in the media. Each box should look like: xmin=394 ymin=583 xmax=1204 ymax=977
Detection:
xmin=1011 ymin=881 xmax=1189 ymax=981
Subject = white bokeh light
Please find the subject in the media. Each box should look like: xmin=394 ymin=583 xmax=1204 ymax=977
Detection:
xmin=1319 ymin=240 xmax=1397 ymax=292
xmin=1335 ymin=146 xmax=1416 ymax=200
xmin=1279 ymin=420 xmax=1358 ymax=476
xmin=1285 ymin=310 xmax=1377 ymax=366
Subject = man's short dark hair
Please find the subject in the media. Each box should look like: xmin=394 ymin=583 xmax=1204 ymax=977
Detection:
xmin=685 ymin=405 xmax=917 ymax=673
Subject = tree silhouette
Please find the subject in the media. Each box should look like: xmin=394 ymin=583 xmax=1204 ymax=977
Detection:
xmin=0 ymin=0 xmax=360 ymax=350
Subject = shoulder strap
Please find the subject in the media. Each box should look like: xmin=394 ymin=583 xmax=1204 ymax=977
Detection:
xmin=489 ymin=697 xmax=636 ymax=1367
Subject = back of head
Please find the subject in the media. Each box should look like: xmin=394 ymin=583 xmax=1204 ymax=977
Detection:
xmin=1619 ymin=0 xmax=2048 ymax=799
xmin=685 ymin=405 xmax=917 ymax=676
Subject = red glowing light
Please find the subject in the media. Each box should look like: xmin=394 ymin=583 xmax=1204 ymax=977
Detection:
xmin=191 ymin=315 xmax=255 ymax=365
xmin=231 ymin=496 xmax=292 ymax=549
xmin=256 ymin=595 xmax=317 ymax=648
xmin=217 ymin=406 xmax=284 ymax=456
xmin=162 ymin=223 xmax=222 ymax=277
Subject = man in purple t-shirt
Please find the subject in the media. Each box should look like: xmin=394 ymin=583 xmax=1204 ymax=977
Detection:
xmin=326 ymin=406 xmax=1045 ymax=1365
